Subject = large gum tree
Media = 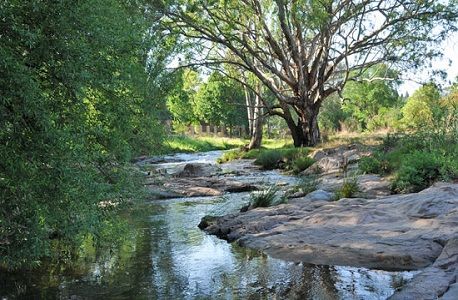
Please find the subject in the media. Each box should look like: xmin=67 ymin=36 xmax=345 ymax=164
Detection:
xmin=161 ymin=0 xmax=458 ymax=146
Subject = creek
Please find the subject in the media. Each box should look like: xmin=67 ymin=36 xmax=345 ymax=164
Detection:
xmin=0 ymin=150 xmax=416 ymax=299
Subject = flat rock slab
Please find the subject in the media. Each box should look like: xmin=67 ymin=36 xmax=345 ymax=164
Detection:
xmin=201 ymin=183 xmax=458 ymax=271
xmin=160 ymin=176 xmax=256 ymax=197
xmin=389 ymin=238 xmax=458 ymax=299
xmin=318 ymin=174 xmax=392 ymax=197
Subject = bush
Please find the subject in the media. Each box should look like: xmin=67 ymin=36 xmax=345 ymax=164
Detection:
xmin=249 ymin=186 xmax=286 ymax=208
xmin=358 ymin=156 xmax=382 ymax=174
xmin=391 ymin=151 xmax=442 ymax=193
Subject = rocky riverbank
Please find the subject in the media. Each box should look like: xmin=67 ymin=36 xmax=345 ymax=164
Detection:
xmin=196 ymin=145 xmax=458 ymax=299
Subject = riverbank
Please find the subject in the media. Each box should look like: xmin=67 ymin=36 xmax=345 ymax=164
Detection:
xmin=197 ymin=136 xmax=458 ymax=299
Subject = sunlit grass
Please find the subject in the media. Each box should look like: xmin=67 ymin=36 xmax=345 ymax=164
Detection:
xmin=318 ymin=130 xmax=389 ymax=149
xmin=162 ymin=135 xmax=247 ymax=153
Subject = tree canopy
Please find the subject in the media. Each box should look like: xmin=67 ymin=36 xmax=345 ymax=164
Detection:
xmin=161 ymin=0 xmax=458 ymax=146
xmin=0 ymin=0 xmax=175 ymax=268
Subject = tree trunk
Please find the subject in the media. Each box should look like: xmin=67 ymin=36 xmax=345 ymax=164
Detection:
xmin=244 ymin=87 xmax=255 ymax=136
xmin=286 ymin=108 xmax=321 ymax=147
xmin=247 ymin=94 xmax=263 ymax=149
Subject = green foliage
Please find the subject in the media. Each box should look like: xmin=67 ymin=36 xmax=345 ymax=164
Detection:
xmin=193 ymin=71 xmax=247 ymax=127
xmin=166 ymin=69 xmax=200 ymax=130
xmin=217 ymin=149 xmax=246 ymax=163
xmin=334 ymin=177 xmax=360 ymax=200
xmin=249 ymin=186 xmax=286 ymax=208
xmin=218 ymin=146 xmax=312 ymax=172
xmin=254 ymin=150 xmax=284 ymax=170
xmin=342 ymin=65 xmax=401 ymax=131
xmin=359 ymin=131 xmax=458 ymax=194
xmin=166 ymin=70 xmax=248 ymax=132
xmin=291 ymin=157 xmax=315 ymax=174
xmin=401 ymin=83 xmax=441 ymax=130
xmin=163 ymin=136 xmax=245 ymax=153
xmin=0 ymin=0 xmax=173 ymax=269
xmin=318 ymin=94 xmax=347 ymax=133
xmin=391 ymin=151 xmax=442 ymax=193
xmin=359 ymin=154 xmax=393 ymax=175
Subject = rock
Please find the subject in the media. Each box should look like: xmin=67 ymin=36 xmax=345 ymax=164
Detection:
xmin=303 ymin=144 xmax=372 ymax=175
xmin=440 ymin=283 xmax=458 ymax=300
xmin=147 ymin=189 xmax=183 ymax=199
xmin=310 ymin=149 xmax=327 ymax=161
xmin=317 ymin=174 xmax=391 ymax=197
xmin=304 ymin=189 xmax=334 ymax=201
xmin=198 ymin=215 xmax=219 ymax=229
xmin=287 ymin=191 xmax=307 ymax=199
xmin=201 ymin=183 xmax=458 ymax=272
xmin=176 ymin=163 xmax=221 ymax=177
xmin=162 ymin=177 xmax=256 ymax=197
xmin=290 ymin=189 xmax=334 ymax=203
xmin=389 ymin=239 xmax=458 ymax=299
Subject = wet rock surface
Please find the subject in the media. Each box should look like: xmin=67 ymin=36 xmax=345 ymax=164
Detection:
xmin=143 ymin=159 xmax=257 ymax=198
xmin=201 ymin=183 xmax=458 ymax=298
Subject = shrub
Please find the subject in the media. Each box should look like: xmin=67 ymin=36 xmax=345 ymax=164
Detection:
xmin=391 ymin=151 xmax=442 ymax=193
xmin=291 ymin=157 xmax=315 ymax=174
xmin=249 ymin=186 xmax=286 ymax=208
xmin=359 ymin=156 xmax=382 ymax=174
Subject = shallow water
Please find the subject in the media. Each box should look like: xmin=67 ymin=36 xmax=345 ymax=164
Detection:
xmin=0 ymin=151 xmax=416 ymax=299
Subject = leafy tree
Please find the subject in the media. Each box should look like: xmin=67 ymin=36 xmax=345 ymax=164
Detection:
xmin=0 ymin=0 xmax=173 ymax=268
xmin=440 ymin=80 xmax=458 ymax=131
xmin=166 ymin=69 xmax=200 ymax=130
xmin=318 ymin=94 xmax=347 ymax=133
xmin=342 ymin=65 xmax=400 ymax=130
xmin=193 ymin=71 xmax=247 ymax=128
xmin=162 ymin=0 xmax=458 ymax=146
xmin=401 ymin=83 xmax=441 ymax=129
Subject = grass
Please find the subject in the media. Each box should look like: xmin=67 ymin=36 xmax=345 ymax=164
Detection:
xmin=297 ymin=175 xmax=320 ymax=195
xmin=291 ymin=156 xmax=315 ymax=174
xmin=162 ymin=135 xmax=247 ymax=153
xmin=249 ymin=186 xmax=287 ymax=208
xmin=218 ymin=144 xmax=313 ymax=172
xmin=318 ymin=130 xmax=387 ymax=149
xmin=334 ymin=176 xmax=360 ymax=200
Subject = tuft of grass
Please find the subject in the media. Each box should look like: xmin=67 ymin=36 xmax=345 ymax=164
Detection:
xmin=291 ymin=156 xmax=315 ymax=174
xmin=334 ymin=177 xmax=360 ymax=200
xmin=249 ymin=186 xmax=286 ymax=208
xmin=297 ymin=175 xmax=320 ymax=195
xmin=254 ymin=150 xmax=284 ymax=169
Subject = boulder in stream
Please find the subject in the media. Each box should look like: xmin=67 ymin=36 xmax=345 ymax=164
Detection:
xmin=176 ymin=163 xmax=221 ymax=177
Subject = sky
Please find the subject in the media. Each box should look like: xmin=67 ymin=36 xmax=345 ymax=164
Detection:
xmin=399 ymin=31 xmax=458 ymax=95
